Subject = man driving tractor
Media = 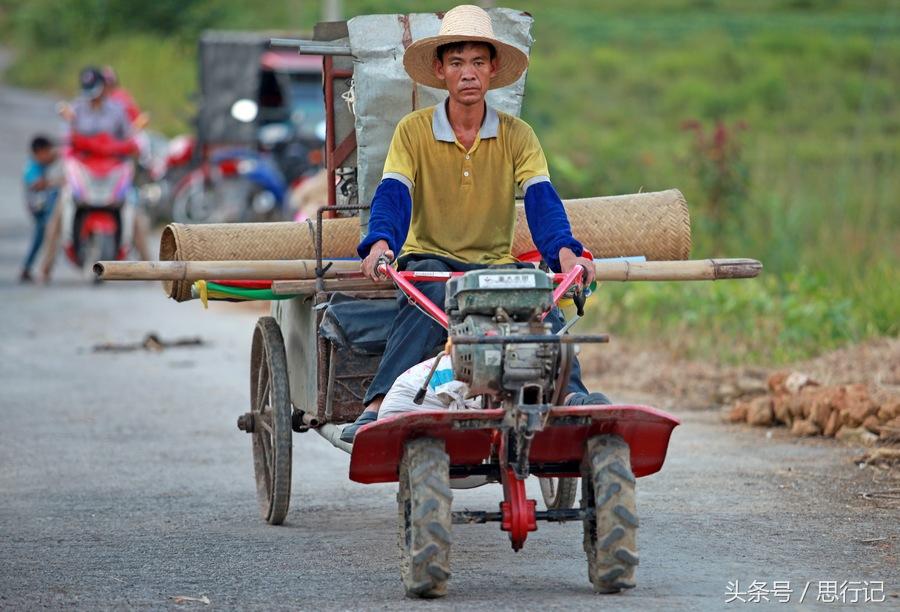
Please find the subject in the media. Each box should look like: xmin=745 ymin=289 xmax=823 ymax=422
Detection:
xmin=341 ymin=4 xmax=610 ymax=442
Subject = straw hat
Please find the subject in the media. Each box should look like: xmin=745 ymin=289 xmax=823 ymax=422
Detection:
xmin=403 ymin=5 xmax=529 ymax=90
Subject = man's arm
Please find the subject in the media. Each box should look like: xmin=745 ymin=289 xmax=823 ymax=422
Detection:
xmin=523 ymin=181 xmax=595 ymax=284
xmin=357 ymin=178 xmax=412 ymax=279
xmin=522 ymin=180 xmax=581 ymax=268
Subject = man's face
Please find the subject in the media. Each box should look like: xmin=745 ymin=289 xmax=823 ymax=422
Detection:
xmin=433 ymin=43 xmax=497 ymax=106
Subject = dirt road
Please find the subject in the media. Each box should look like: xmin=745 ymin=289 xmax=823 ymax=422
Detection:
xmin=1 ymin=74 xmax=896 ymax=609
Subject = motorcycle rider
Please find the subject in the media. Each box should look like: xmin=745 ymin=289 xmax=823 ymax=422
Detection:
xmin=101 ymin=65 xmax=149 ymax=130
xmin=42 ymin=67 xmax=151 ymax=280
xmin=101 ymin=65 xmax=155 ymax=255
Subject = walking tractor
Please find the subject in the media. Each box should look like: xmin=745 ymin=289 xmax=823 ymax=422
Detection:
xmin=93 ymin=8 xmax=762 ymax=599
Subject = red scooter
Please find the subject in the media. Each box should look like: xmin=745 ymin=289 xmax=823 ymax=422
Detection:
xmin=61 ymin=132 xmax=138 ymax=277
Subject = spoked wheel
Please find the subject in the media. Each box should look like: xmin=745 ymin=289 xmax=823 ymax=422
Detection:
xmin=539 ymin=476 xmax=578 ymax=510
xmin=172 ymin=172 xmax=216 ymax=223
xmin=397 ymin=438 xmax=452 ymax=598
xmin=249 ymin=316 xmax=292 ymax=525
xmin=581 ymin=434 xmax=639 ymax=593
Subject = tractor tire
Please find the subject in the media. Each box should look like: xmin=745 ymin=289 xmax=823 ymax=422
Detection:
xmin=539 ymin=477 xmax=579 ymax=510
xmin=581 ymin=434 xmax=639 ymax=593
xmin=397 ymin=437 xmax=452 ymax=598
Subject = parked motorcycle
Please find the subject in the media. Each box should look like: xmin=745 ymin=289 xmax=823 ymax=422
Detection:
xmin=61 ymin=132 xmax=137 ymax=278
xmin=169 ymin=146 xmax=277 ymax=223
xmin=170 ymin=103 xmax=323 ymax=224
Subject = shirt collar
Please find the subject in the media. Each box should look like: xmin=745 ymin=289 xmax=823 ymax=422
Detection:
xmin=432 ymin=99 xmax=499 ymax=143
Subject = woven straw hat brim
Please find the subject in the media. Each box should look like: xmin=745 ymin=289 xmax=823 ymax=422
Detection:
xmin=403 ymin=34 xmax=529 ymax=90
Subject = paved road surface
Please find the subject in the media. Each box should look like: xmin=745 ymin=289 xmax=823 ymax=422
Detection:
xmin=1 ymin=70 xmax=896 ymax=609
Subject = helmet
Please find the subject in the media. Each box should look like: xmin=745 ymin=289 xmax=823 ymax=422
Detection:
xmin=79 ymin=67 xmax=106 ymax=100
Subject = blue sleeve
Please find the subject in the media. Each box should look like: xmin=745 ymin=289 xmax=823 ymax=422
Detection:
xmin=523 ymin=181 xmax=584 ymax=272
xmin=357 ymin=178 xmax=412 ymax=258
xmin=23 ymin=161 xmax=42 ymax=188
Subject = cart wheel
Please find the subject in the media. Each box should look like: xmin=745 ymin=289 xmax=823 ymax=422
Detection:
xmin=581 ymin=435 xmax=638 ymax=593
xmin=539 ymin=477 xmax=578 ymax=510
xmin=397 ymin=438 xmax=452 ymax=598
xmin=249 ymin=316 xmax=292 ymax=525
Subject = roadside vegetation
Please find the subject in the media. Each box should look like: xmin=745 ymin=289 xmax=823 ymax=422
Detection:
xmin=1 ymin=0 xmax=896 ymax=364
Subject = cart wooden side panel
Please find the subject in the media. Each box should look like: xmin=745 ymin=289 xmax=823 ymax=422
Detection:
xmin=273 ymin=291 xmax=385 ymax=424
xmin=272 ymin=295 xmax=319 ymax=416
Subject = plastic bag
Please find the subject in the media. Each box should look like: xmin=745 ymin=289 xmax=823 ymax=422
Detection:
xmin=379 ymin=355 xmax=481 ymax=420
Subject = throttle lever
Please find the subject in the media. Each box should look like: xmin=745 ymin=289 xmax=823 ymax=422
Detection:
xmin=573 ymin=288 xmax=586 ymax=317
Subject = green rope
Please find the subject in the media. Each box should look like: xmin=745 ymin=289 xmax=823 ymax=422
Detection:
xmin=206 ymin=282 xmax=296 ymax=301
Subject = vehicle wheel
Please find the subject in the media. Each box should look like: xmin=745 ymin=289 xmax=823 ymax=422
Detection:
xmin=539 ymin=476 xmax=578 ymax=510
xmin=99 ymin=233 xmax=117 ymax=261
xmin=172 ymin=173 xmax=216 ymax=223
xmin=246 ymin=187 xmax=279 ymax=222
xmin=397 ymin=437 xmax=452 ymax=598
xmin=581 ymin=435 xmax=639 ymax=593
xmin=249 ymin=316 xmax=292 ymax=525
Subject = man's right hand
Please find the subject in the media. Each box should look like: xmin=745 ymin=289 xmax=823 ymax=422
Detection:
xmin=361 ymin=239 xmax=394 ymax=281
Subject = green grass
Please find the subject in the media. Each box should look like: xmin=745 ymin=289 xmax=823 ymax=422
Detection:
xmin=2 ymin=0 xmax=897 ymax=365
xmin=588 ymin=260 xmax=898 ymax=364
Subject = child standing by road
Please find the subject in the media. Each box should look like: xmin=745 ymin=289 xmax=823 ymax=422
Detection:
xmin=20 ymin=136 xmax=62 ymax=282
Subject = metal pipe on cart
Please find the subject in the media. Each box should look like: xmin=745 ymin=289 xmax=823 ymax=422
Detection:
xmin=267 ymin=39 xmax=353 ymax=56
xmin=413 ymin=351 xmax=446 ymax=405
xmin=292 ymin=406 xmax=353 ymax=454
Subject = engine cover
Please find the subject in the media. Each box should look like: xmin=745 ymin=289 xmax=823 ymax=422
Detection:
xmin=447 ymin=269 xmax=559 ymax=399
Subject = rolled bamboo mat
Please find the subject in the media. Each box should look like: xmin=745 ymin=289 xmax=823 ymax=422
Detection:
xmin=160 ymin=189 xmax=691 ymax=301
xmin=160 ymin=220 xmax=362 ymax=301
xmin=513 ymin=189 xmax=691 ymax=262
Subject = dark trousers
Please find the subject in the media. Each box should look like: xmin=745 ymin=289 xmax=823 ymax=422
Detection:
xmin=22 ymin=191 xmax=58 ymax=271
xmin=363 ymin=254 xmax=589 ymax=406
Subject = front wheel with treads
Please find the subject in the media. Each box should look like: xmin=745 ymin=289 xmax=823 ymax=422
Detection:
xmin=397 ymin=437 xmax=452 ymax=598
xmin=581 ymin=434 xmax=639 ymax=593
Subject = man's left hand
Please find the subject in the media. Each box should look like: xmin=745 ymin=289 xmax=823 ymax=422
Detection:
xmin=558 ymin=247 xmax=595 ymax=287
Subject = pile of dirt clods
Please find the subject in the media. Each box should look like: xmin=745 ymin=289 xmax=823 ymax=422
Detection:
xmin=727 ymin=372 xmax=900 ymax=446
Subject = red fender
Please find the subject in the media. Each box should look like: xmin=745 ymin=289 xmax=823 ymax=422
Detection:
xmin=80 ymin=211 xmax=118 ymax=238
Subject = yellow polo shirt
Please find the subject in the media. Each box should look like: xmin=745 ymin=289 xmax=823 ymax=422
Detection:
xmin=382 ymin=100 xmax=550 ymax=265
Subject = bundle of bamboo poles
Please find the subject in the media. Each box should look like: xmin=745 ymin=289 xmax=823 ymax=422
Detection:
xmin=94 ymin=257 xmax=762 ymax=297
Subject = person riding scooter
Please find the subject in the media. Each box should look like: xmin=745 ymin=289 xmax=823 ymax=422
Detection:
xmin=42 ymin=67 xmax=150 ymax=280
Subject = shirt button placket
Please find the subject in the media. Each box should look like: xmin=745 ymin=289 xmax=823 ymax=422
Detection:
xmin=462 ymin=152 xmax=473 ymax=186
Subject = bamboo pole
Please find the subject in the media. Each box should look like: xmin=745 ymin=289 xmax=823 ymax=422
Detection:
xmin=594 ymin=258 xmax=762 ymax=281
xmin=271 ymin=258 xmax=762 ymax=293
xmin=93 ymin=259 xmax=360 ymax=281
xmin=95 ymin=257 xmax=761 ymax=285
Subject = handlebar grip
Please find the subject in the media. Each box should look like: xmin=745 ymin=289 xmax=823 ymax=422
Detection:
xmin=573 ymin=289 xmax=586 ymax=317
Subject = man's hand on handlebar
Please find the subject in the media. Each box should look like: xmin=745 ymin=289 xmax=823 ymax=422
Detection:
xmin=361 ymin=239 xmax=395 ymax=281
xmin=559 ymin=247 xmax=596 ymax=287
